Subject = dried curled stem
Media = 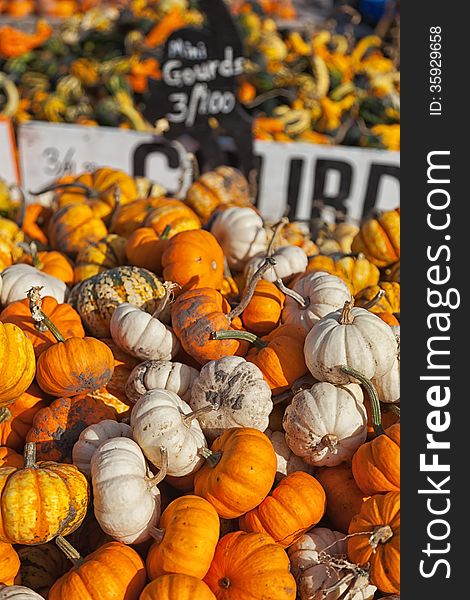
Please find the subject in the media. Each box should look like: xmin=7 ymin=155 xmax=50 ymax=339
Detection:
xmin=362 ymin=289 xmax=385 ymax=311
xmin=147 ymin=446 xmax=168 ymax=487
xmin=226 ymin=257 xmax=276 ymax=323
xmin=27 ymin=286 xmax=65 ymax=341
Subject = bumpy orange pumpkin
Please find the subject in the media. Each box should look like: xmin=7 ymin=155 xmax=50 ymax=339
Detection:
xmin=239 ymin=471 xmax=326 ymax=547
xmin=0 ymin=322 xmax=36 ymax=408
xmin=172 ymin=288 xmax=249 ymax=365
xmin=348 ymin=492 xmax=400 ymax=594
xmin=316 ymin=464 xmax=369 ymax=533
xmin=144 ymin=198 xmax=201 ymax=236
xmin=74 ymin=234 xmax=127 ymax=283
xmin=0 ymin=442 xmax=88 ymax=544
xmin=0 ymin=296 xmax=85 ymax=357
xmin=26 ymin=393 xmax=117 ymax=463
xmin=0 ymin=541 xmax=20 ymax=585
xmin=48 ymin=204 xmax=108 ymax=257
xmin=140 ymin=574 xmax=216 ymax=600
xmin=241 ymin=279 xmax=285 ymax=336
xmin=351 ymin=208 xmax=400 ymax=267
xmin=146 ymin=495 xmax=220 ymax=580
xmin=55 ymin=168 xmax=138 ymax=221
xmin=0 ymin=383 xmax=49 ymax=451
xmin=49 ymin=538 xmax=146 ymax=600
xmin=352 ymin=423 xmax=400 ymax=495
xmin=204 ymin=531 xmax=296 ymax=599
xmin=194 ymin=428 xmax=277 ymax=519
xmin=163 ymin=230 xmax=224 ymax=292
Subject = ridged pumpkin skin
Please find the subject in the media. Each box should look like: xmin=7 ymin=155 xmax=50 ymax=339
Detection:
xmin=140 ymin=575 xmax=216 ymax=600
xmin=356 ymin=282 xmax=400 ymax=314
xmin=48 ymin=204 xmax=108 ymax=258
xmin=0 ymin=445 xmax=89 ymax=544
xmin=75 ymin=266 xmax=165 ymax=338
xmin=0 ymin=448 xmax=23 ymax=469
xmin=110 ymin=197 xmax=163 ymax=238
xmin=307 ymin=254 xmax=380 ymax=295
xmin=315 ymin=464 xmax=369 ymax=533
xmin=0 ymin=323 xmax=36 ymax=407
xmin=74 ymin=234 xmax=127 ymax=283
xmin=146 ymin=495 xmax=220 ymax=580
xmin=352 ymin=209 xmax=400 ymax=267
xmin=0 ymin=542 xmax=20 ymax=585
xmin=126 ymin=227 xmax=169 ymax=274
xmin=144 ymin=199 xmax=201 ymax=236
xmin=55 ymin=168 xmax=138 ymax=221
xmin=26 ymin=394 xmax=117 ymax=463
xmin=48 ymin=542 xmax=146 ymax=600
xmin=239 ymin=472 xmax=326 ymax=547
xmin=246 ymin=324 xmax=308 ymax=394
xmin=194 ymin=428 xmax=277 ymax=519
xmin=0 ymin=297 xmax=85 ymax=357
xmin=17 ymin=543 xmax=69 ymax=597
xmin=352 ymin=423 xmax=400 ymax=494
xmin=172 ymin=288 xmax=248 ymax=365
xmin=241 ymin=280 xmax=285 ymax=336
xmin=0 ymin=384 xmax=49 ymax=451
xmin=36 ymin=337 xmax=115 ymax=398
xmin=348 ymin=492 xmax=400 ymax=594
xmin=204 ymin=531 xmax=296 ymax=600
xmin=185 ymin=166 xmax=251 ymax=223
xmin=162 ymin=230 xmax=224 ymax=293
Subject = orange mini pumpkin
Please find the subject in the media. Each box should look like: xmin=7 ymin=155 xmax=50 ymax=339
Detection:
xmin=109 ymin=197 xmax=163 ymax=237
xmin=22 ymin=203 xmax=52 ymax=247
xmin=0 ymin=322 xmax=36 ymax=408
xmin=126 ymin=226 xmax=171 ymax=274
xmin=241 ymin=279 xmax=285 ymax=336
xmin=239 ymin=471 xmax=326 ymax=547
xmin=163 ymin=229 xmax=224 ymax=292
xmin=48 ymin=204 xmax=108 ymax=258
xmin=144 ymin=198 xmax=201 ymax=236
xmin=18 ymin=247 xmax=75 ymax=287
xmin=0 ymin=541 xmax=20 ymax=585
xmin=194 ymin=428 xmax=277 ymax=519
xmin=348 ymin=492 xmax=400 ymax=594
xmin=26 ymin=393 xmax=117 ymax=463
xmin=0 ymin=296 xmax=85 ymax=357
xmin=351 ymin=208 xmax=400 ymax=267
xmin=140 ymin=574 xmax=216 ymax=600
xmin=204 ymin=531 xmax=296 ymax=600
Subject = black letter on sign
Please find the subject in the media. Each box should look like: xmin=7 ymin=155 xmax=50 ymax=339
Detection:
xmin=286 ymin=159 xmax=305 ymax=220
xmin=363 ymin=164 xmax=400 ymax=217
xmin=132 ymin=143 xmax=182 ymax=185
xmin=312 ymin=159 xmax=353 ymax=220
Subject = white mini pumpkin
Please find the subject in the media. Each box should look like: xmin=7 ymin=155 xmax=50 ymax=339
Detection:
xmin=91 ymin=437 xmax=167 ymax=544
xmin=72 ymin=420 xmax=132 ymax=476
xmin=210 ymin=207 xmax=267 ymax=271
xmin=131 ymin=388 xmax=208 ymax=477
xmin=372 ymin=329 xmax=400 ymax=403
xmin=110 ymin=302 xmax=179 ymax=361
xmin=288 ymin=527 xmax=376 ymax=600
xmin=283 ymin=382 xmax=367 ymax=467
xmin=0 ymin=264 xmax=68 ymax=306
xmin=0 ymin=586 xmax=44 ymax=600
xmin=189 ymin=356 xmax=272 ymax=442
xmin=245 ymin=245 xmax=308 ymax=282
xmin=282 ymin=271 xmax=351 ymax=332
xmin=265 ymin=429 xmax=315 ymax=483
xmin=304 ymin=302 xmax=397 ymax=385
xmin=125 ymin=359 xmax=199 ymax=404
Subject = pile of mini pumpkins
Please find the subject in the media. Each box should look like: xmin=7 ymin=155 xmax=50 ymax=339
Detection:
xmin=0 ymin=164 xmax=400 ymax=600
xmin=0 ymin=0 xmax=399 ymax=149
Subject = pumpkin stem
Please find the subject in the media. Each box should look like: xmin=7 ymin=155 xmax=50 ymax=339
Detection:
xmin=361 ymin=289 xmax=385 ymax=311
xmin=182 ymin=404 xmax=215 ymax=427
xmin=30 ymin=182 xmax=99 ymax=198
xmin=161 ymin=224 xmax=171 ymax=240
xmin=147 ymin=446 xmax=168 ymax=488
xmin=319 ymin=433 xmax=339 ymax=454
xmin=339 ymin=299 xmax=355 ymax=324
xmin=370 ymin=525 xmax=393 ymax=549
xmin=0 ymin=407 xmax=12 ymax=423
xmin=211 ymin=329 xmax=267 ymax=349
xmin=149 ymin=526 xmax=166 ymax=543
xmin=23 ymin=442 xmax=37 ymax=468
xmin=275 ymin=278 xmax=309 ymax=308
xmin=26 ymin=286 xmax=65 ymax=342
xmin=55 ymin=535 xmax=84 ymax=566
xmin=198 ymin=447 xmax=223 ymax=468
xmin=219 ymin=577 xmax=231 ymax=589
xmin=340 ymin=365 xmax=384 ymax=436
xmin=152 ymin=281 xmax=179 ymax=318
xmin=266 ymin=217 xmax=289 ymax=257
xmin=226 ymin=257 xmax=276 ymax=323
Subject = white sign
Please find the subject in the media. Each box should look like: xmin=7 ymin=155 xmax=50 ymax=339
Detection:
xmin=18 ymin=121 xmax=192 ymax=196
xmin=19 ymin=121 xmax=399 ymax=221
xmin=0 ymin=118 xmax=20 ymax=184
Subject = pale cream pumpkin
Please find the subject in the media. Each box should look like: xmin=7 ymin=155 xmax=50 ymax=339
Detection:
xmin=372 ymin=329 xmax=400 ymax=403
xmin=245 ymin=245 xmax=308 ymax=282
xmin=0 ymin=265 xmax=67 ymax=307
xmin=0 ymin=586 xmax=44 ymax=600
xmin=265 ymin=429 xmax=315 ymax=483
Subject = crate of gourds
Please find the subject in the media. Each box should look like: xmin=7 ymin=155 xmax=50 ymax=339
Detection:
xmin=0 ymin=0 xmax=399 ymax=149
xmin=0 ymin=163 xmax=400 ymax=599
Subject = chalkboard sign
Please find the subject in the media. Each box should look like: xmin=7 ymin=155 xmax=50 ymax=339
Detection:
xmin=143 ymin=0 xmax=254 ymax=177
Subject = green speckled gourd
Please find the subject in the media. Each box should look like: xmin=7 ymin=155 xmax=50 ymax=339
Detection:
xmin=75 ymin=266 xmax=165 ymax=338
